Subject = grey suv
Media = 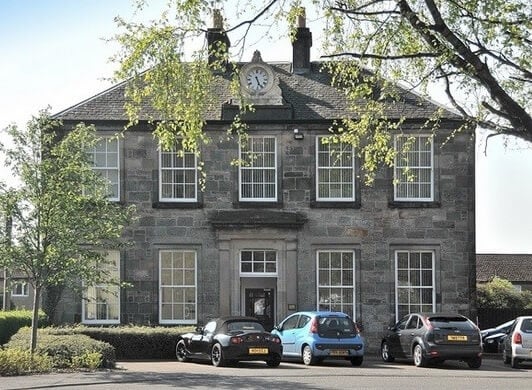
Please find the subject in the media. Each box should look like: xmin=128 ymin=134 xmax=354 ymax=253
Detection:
xmin=381 ymin=313 xmax=482 ymax=368
xmin=502 ymin=316 xmax=532 ymax=368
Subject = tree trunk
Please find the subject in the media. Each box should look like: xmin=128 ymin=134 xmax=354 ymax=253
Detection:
xmin=42 ymin=284 xmax=64 ymax=325
xmin=30 ymin=285 xmax=42 ymax=354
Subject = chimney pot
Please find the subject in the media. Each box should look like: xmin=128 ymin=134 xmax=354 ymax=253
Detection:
xmin=297 ymin=9 xmax=306 ymax=28
xmin=206 ymin=9 xmax=230 ymax=70
xmin=292 ymin=8 xmax=312 ymax=74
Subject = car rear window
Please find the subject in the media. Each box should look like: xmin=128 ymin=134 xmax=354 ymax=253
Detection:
xmin=227 ymin=321 xmax=265 ymax=332
xmin=318 ymin=316 xmax=357 ymax=333
xmin=519 ymin=319 xmax=532 ymax=333
xmin=428 ymin=316 xmax=476 ymax=330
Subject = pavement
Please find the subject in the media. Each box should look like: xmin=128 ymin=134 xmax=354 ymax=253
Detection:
xmin=0 ymin=354 xmax=504 ymax=390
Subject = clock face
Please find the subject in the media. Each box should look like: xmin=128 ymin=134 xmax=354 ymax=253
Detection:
xmin=246 ymin=67 xmax=269 ymax=91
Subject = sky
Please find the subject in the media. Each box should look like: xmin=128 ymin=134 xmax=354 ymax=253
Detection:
xmin=1 ymin=0 xmax=531 ymax=254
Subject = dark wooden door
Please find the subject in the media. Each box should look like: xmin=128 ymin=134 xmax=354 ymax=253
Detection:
xmin=245 ymin=288 xmax=275 ymax=331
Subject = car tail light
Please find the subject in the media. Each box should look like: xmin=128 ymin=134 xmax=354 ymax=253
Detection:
xmin=271 ymin=336 xmax=281 ymax=344
xmin=513 ymin=332 xmax=522 ymax=345
xmin=230 ymin=336 xmax=243 ymax=344
xmin=310 ymin=318 xmax=318 ymax=334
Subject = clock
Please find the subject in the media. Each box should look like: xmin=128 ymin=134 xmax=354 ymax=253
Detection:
xmin=246 ymin=66 xmax=269 ymax=91
xmin=240 ymin=59 xmax=274 ymax=95
xmin=237 ymin=51 xmax=282 ymax=104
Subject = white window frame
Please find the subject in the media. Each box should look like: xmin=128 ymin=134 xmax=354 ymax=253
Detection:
xmin=239 ymin=136 xmax=277 ymax=201
xmin=159 ymin=142 xmax=198 ymax=202
xmin=11 ymin=280 xmax=29 ymax=297
xmin=239 ymin=250 xmax=278 ymax=277
xmin=87 ymin=136 xmax=120 ymax=201
xmin=394 ymin=134 xmax=434 ymax=201
xmin=82 ymin=251 xmax=121 ymax=325
xmin=316 ymin=250 xmax=356 ymax=320
xmin=394 ymin=250 xmax=435 ymax=321
xmin=159 ymin=250 xmax=197 ymax=325
xmin=316 ymin=136 xmax=356 ymax=201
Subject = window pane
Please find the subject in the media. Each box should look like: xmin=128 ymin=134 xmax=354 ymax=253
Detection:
xmin=240 ymin=250 xmax=277 ymax=275
xmin=159 ymin=250 xmax=197 ymax=322
xmin=394 ymin=135 xmax=433 ymax=201
xmin=159 ymin=143 xmax=197 ymax=201
xmin=239 ymin=136 xmax=277 ymax=201
xmin=316 ymin=251 xmax=355 ymax=318
xmin=316 ymin=137 xmax=355 ymax=201
xmin=395 ymin=250 xmax=434 ymax=320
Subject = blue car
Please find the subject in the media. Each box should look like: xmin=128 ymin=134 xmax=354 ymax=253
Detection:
xmin=272 ymin=311 xmax=364 ymax=366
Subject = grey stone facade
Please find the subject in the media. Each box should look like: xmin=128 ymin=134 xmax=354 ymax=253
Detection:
xmin=53 ymin=24 xmax=475 ymax=352
xmin=56 ymin=120 xmax=474 ymax=351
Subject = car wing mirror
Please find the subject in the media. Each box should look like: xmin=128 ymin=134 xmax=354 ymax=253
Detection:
xmin=195 ymin=326 xmax=204 ymax=333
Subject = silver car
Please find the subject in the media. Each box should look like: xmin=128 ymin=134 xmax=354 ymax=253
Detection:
xmin=502 ymin=316 xmax=532 ymax=368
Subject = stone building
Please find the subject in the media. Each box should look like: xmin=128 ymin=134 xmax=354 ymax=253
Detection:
xmin=52 ymin=18 xmax=475 ymax=349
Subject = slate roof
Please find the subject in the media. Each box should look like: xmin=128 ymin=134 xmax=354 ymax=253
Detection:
xmin=55 ymin=62 xmax=460 ymax=123
xmin=476 ymin=254 xmax=532 ymax=282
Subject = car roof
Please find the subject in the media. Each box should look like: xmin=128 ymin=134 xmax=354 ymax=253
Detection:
xmin=407 ymin=313 xmax=471 ymax=320
xmin=290 ymin=311 xmax=351 ymax=318
xmin=213 ymin=316 xmax=259 ymax=323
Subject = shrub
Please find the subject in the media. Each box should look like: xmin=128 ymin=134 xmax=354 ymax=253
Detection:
xmin=477 ymin=277 xmax=532 ymax=309
xmin=0 ymin=348 xmax=53 ymax=376
xmin=6 ymin=327 xmax=115 ymax=369
xmin=75 ymin=325 xmax=192 ymax=359
xmin=36 ymin=325 xmax=194 ymax=359
xmin=0 ymin=310 xmax=48 ymax=346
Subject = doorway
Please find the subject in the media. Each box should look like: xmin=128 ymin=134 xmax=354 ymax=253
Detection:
xmin=245 ymin=288 xmax=275 ymax=331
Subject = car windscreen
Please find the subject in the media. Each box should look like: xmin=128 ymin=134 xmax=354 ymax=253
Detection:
xmin=226 ymin=321 xmax=265 ymax=332
xmin=428 ymin=316 xmax=475 ymax=330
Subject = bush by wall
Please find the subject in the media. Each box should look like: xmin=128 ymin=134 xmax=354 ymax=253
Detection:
xmin=37 ymin=325 xmax=194 ymax=360
xmin=477 ymin=277 xmax=532 ymax=309
xmin=0 ymin=348 xmax=53 ymax=376
xmin=6 ymin=327 xmax=115 ymax=369
xmin=0 ymin=310 xmax=48 ymax=346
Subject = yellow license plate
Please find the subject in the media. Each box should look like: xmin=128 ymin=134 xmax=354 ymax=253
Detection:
xmin=447 ymin=335 xmax=468 ymax=341
xmin=249 ymin=348 xmax=268 ymax=354
xmin=330 ymin=349 xmax=349 ymax=356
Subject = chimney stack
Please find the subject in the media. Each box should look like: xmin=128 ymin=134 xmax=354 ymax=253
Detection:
xmin=292 ymin=8 xmax=312 ymax=74
xmin=206 ymin=9 xmax=230 ymax=70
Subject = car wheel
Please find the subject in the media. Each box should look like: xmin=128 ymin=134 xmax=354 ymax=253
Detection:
xmin=511 ymin=357 xmax=520 ymax=369
xmin=381 ymin=341 xmax=395 ymax=362
xmin=502 ymin=349 xmax=511 ymax=365
xmin=350 ymin=356 xmax=363 ymax=366
xmin=413 ymin=344 xmax=428 ymax=367
xmin=175 ymin=339 xmax=189 ymax=362
xmin=302 ymin=345 xmax=318 ymax=366
xmin=211 ymin=343 xmax=226 ymax=367
xmin=266 ymin=354 xmax=281 ymax=367
xmin=467 ymin=356 xmax=482 ymax=369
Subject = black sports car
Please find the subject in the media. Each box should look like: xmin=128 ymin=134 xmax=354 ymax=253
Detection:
xmin=176 ymin=316 xmax=283 ymax=367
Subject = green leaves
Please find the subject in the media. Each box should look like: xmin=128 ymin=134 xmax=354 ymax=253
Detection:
xmin=0 ymin=111 xmax=135 ymax=291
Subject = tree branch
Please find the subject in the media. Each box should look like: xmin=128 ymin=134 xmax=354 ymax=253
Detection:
xmin=398 ymin=0 xmax=532 ymax=134
xmin=225 ymin=0 xmax=278 ymax=33
xmin=321 ymin=51 xmax=440 ymax=60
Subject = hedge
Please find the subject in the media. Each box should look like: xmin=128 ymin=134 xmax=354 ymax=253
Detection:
xmin=0 ymin=310 xmax=48 ymax=346
xmin=6 ymin=327 xmax=116 ymax=368
xmin=37 ymin=325 xmax=193 ymax=360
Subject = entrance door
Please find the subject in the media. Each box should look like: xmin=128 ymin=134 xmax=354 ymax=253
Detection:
xmin=245 ymin=288 xmax=275 ymax=331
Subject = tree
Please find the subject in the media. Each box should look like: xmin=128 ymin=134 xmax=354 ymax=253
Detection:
xmin=111 ymin=0 xmax=530 ymax=181
xmin=477 ymin=277 xmax=532 ymax=309
xmin=0 ymin=111 xmax=135 ymax=353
